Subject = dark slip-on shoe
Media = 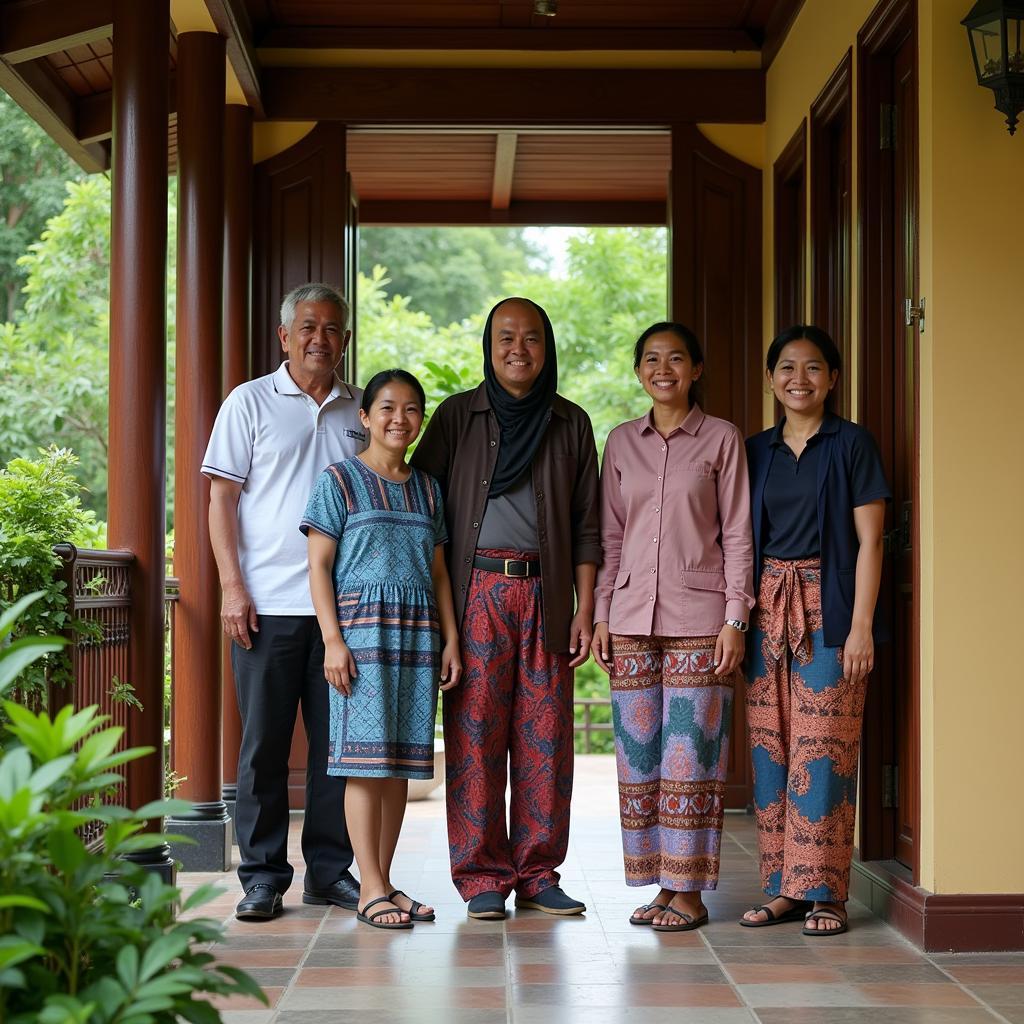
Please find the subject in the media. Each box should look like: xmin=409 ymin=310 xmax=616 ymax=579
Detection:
xmin=302 ymin=870 xmax=360 ymax=910
xmin=235 ymin=883 xmax=283 ymax=920
xmin=467 ymin=891 xmax=507 ymax=920
xmin=514 ymin=885 xmax=586 ymax=916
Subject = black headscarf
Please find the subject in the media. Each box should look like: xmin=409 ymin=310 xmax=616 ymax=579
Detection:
xmin=482 ymin=297 xmax=558 ymax=497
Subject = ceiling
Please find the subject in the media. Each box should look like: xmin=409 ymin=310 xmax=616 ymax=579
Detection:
xmin=0 ymin=0 xmax=798 ymax=215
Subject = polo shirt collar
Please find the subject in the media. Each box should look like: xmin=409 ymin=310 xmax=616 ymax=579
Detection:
xmin=273 ymin=360 xmax=354 ymax=401
xmin=637 ymin=403 xmax=705 ymax=437
xmin=770 ymin=412 xmax=840 ymax=447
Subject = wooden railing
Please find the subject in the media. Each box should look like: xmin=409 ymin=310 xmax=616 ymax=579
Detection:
xmin=574 ymin=696 xmax=613 ymax=754
xmin=51 ymin=546 xmax=178 ymax=847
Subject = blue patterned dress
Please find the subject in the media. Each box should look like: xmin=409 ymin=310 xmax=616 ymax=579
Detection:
xmin=300 ymin=457 xmax=447 ymax=779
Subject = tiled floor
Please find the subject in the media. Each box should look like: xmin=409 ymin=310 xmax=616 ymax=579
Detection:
xmin=179 ymin=757 xmax=1024 ymax=1024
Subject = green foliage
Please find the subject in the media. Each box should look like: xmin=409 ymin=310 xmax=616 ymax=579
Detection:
xmin=0 ymin=448 xmax=100 ymax=700
xmin=0 ymin=94 xmax=82 ymax=322
xmin=573 ymin=660 xmax=613 ymax=755
xmin=0 ymin=174 xmax=178 ymax=521
xmin=0 ymin=603 xmax=265 ymax=1023
xmin=360 ymin=227 xmax=547 ymax=327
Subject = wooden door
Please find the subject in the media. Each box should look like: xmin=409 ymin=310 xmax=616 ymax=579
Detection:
xmin=252 ymin=124 xmax=348 ymax=378
xmin=251 ymin=125 xmax=355 ymax=807
xmin=668 ymin=124 xmax=762 ymax=809
xmin=857 ymin=0 xmax=919 ymax=876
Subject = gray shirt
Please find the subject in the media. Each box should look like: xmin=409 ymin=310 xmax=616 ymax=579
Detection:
xmin=477 ymin=471 xmax=539 ymax=553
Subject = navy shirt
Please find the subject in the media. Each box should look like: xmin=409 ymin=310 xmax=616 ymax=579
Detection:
xmin=763 ymin=420 xmax=828 ymax=559
xmin=747 ymin=414 xmax=891 ymax=647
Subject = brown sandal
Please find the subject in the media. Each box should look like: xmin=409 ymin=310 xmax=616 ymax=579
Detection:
xmin=651 ymin=907 xmax=709 ymax=932
xmin=629 ymin=902 xmax=669 ymax=926
xmin=739 ymin=898 xmax=812 ymax=928
xmin=802 ymin=908 xmax=848 ymax=936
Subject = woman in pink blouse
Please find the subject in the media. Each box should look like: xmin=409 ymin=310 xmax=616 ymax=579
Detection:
xmin=593 ymin=322 xmax=754 ymax=932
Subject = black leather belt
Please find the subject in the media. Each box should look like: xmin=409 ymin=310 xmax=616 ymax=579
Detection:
xmin=473 ymin=555 xmax=540 ymax=578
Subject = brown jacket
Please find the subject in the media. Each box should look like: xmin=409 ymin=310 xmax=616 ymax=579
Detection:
xmin=412 ymin=383 xmax=602 ymax=653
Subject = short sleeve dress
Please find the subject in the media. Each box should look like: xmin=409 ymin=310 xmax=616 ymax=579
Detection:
xmin=301 ymin=457 xmax=448 ymax=780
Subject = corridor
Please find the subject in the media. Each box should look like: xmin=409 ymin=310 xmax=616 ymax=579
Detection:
xmin=179 ymin=757 xmax=1024 ymax=1023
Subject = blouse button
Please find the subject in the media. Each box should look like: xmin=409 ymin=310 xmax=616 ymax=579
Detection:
xmin=472 ymin=521 xmax=479 ymax=529
xmin=464 ymin=557 xmax=471 ymax=564
xmin=490 ymin=440 xmax=496 ymax=447
xmin=649 ymin=594 xmax=655 ymax=601
xmin=654 ymin=507 xmax=660 ymax=514
xmin=661 ymin=445 xmax=666 ymax=452
xmin=482 ymin=479 xmax=488 ymax=486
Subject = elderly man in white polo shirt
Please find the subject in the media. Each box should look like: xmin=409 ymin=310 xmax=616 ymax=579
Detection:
xmin=203 ymin=282 xmax=366 ymax=921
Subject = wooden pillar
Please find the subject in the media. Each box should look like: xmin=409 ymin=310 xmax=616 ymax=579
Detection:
xmin=108 ymin=0 xmax=172 ymax=878
xmin=169 ymin=31 xmax=230 ymax=870
xmin=220 ymin=103 xmax=252 ymax=811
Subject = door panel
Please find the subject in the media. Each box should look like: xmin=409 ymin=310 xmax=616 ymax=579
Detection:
xmin=856 ymin=0 xmax=919 ymax=877
xmin=252 ymin=124 xmax=348 ymax=378
xmin=669 ymin=124 xmax=762 ymax=809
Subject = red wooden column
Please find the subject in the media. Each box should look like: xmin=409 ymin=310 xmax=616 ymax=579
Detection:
xmin=108 ymin=0 xmax=173 ymax=878
xmin=169 ymin=31 xmax=230 ymax=870
xmin=220 ymin=103 xmax=253 ymax=813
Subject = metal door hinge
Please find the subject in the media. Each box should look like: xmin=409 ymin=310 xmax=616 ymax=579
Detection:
xmin=905 ymin=297 xmax=926 ymax=333
xmin=882 ymin=764 xmax=899 ymax=809
xmin=880 ymin=103 xmax=897 ymax=149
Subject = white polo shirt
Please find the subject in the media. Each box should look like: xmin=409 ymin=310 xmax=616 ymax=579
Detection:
xmin=202 ymin=361 xmax=366 ymax=615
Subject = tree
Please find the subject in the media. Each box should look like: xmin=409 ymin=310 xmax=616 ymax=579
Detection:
xmin=0 ymin=93 xmax=82 ymax=321
xmin=359 ymin=227 xmax=548 ymax=327
xmin=0 ymin=175 xmax=178 ymax=521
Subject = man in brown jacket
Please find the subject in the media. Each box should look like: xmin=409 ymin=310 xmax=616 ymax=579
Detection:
xmin=412 ymin=297 xmax=601 ymax=920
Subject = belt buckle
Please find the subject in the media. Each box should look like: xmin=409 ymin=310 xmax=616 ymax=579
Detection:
xmin=503 ymin=558 xmax=528 ymax=578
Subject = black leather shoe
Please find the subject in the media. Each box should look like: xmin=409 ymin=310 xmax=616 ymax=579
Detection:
xmin=235 ymin=883 xmax=283 ymax=920
xmin=302 ymin=870 xmax=360 ymax=910
xmin=514 ymin=885 xmax=586 ymax=916
xmin=467 ymin=890 xmax=506 ymax=920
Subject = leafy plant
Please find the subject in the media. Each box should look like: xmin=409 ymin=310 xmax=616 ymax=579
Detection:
xmin=0 ymin=447 xmax=100 ymax=704
xmin=0 ymin=596 xmax=265 ymax=1024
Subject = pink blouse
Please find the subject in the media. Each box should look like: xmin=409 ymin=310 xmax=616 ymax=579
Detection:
xmin=594 ymin=405 xmax=755 ymax=638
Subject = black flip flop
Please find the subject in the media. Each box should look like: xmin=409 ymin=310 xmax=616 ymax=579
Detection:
xmin=739 ymin=898 xmax=812 ymax=928
xmin=388 ymin=888 xmax=435 ymax=922
xmin=802 ymin=908 xmax=848 ymax=936
xmin=651 ymin=907 xmax=709 ymax=932
xmin=629 ymin=902 xmax=669 ymax=926
xmin=357 ymin=896 xmax=413 ymax=930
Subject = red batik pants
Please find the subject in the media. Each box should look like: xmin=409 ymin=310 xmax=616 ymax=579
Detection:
xmin=444 ymin=549 xmax=574 ymax=901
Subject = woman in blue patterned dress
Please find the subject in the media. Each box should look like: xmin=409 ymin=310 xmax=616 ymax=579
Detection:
xmin=303 ymin=369 xmax=462 ymax=929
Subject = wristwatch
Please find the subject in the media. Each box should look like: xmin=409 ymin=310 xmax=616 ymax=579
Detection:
xmin=725 ymin=618 xmax=749 ymax=633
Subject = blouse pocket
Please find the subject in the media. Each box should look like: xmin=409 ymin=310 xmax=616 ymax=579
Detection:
xmin=685 ymin=459 xmax=715 ymax=477
xmin=614 ymin=568 xmax=631 ymax=589
xmin=681 ymin=569 xmax=727 ymax=592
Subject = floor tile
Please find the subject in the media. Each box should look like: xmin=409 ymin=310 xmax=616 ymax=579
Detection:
xmin=175 ymin=758 xmax=1023 ymax=1021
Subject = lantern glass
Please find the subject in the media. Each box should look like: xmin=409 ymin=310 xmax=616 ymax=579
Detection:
xmin=1010 ymin=17 xmax=1024 ymax=72
xmin=971 ymin=18 xmax=1004 ymax=78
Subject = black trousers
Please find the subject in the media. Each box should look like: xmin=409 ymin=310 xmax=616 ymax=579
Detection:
xmin=232 ymin=615 xmax=353 ymax=893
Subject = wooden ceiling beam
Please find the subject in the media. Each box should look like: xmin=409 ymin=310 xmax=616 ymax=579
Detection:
xmin=0 ymin=0 xmax=112 ymax=64
xmin=761 ymin=0 xmax=807 ymax=69
xmin=490 ymin=132 xmax=517 ymax=211
xmin=359 ymin=199 xmax=667 ymax=227
xmin=263 ymin=67 xmax=765 ymax=125
xmin=256 ymin=26 xmax=759 ymax=52
xmin=0 ymin=57 xmax=107 ymax=170
xmin=76 ymin=72 xmax=178 ymax=145
xmin=205 ymin=0 xmax=264 ymax=117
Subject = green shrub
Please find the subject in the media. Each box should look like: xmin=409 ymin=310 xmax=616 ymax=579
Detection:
xmin=0 ymin=447 xmax=99 ymax=701
xmin=0 ymin=594 xmax=265 ymax=1024
xmin=574 ymin=660 xmax=614 ymax=754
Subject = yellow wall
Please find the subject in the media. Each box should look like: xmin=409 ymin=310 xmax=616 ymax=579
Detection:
xmin=918 ymin=0 xmax=1024 ymax=894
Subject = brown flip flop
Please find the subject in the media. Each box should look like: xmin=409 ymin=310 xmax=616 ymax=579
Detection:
xmin=651 ymin=907 xmax=709 ymax=932
xmin=802 ymin=908 xmax=848 ymax=936
xmin=739 ymin=898 xmax=812 ymax=927
xmin=629 ymin=902 xmax=669 ymax=926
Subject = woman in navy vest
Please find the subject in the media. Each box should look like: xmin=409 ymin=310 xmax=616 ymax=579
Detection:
xmin=740 ymin=325 xmax=889 ymax=936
